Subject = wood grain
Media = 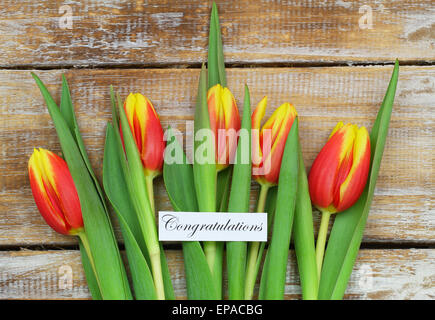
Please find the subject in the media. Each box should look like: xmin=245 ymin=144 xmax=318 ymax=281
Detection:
xmin=0 ymin=249 xmax=433 ymax=299
xmin=1 ymin=66 xmax=434 ymax=245
xmin=0 ymin=0 xmax=434 ymax=67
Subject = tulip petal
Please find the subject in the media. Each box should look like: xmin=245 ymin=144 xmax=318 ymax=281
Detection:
xmin=335 ymin=127 xmax=371 ymax=212
xmin=308 ymin=124 xmax=355 ymax=211
xmin=29 ymin=155 xmax=69 ymax=235
xmin=328 ymin=121 xmax=344 ymax=140
xmin=252 ymin=97 xmax=267 ymax=167
xmin=43 ymin=150 xmax=83 ymax=230
xmin=122 ymin=93 xmax=165 ymax=175
xmin=143 ymin=102 xmax=165 ymax=174
xmin=28 ymin=149 xmax=82 ymax=235
xmin=260 ymin=103 xmax=297 ymax=185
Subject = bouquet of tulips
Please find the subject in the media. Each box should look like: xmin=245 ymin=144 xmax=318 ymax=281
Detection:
xmin=27 ymin=2 xmax=399 ymax=300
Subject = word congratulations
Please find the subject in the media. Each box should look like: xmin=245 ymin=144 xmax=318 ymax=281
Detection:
xmin=158 ymin=211 xmax=267 ymax=242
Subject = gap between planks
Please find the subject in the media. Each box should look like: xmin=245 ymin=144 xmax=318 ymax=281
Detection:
xmin=0 ymin=60 xmax=434 ymax=71
xmin=0 ymin=241 xmax=434 ymax=252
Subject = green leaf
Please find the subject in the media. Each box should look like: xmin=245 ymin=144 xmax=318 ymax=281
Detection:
xmin=159 ymin=243 xmax=176 ymax=300
xmin=32 ymin=73 xmax=132 ymax=300
xmin=79 ymin=240 xmax=102 ymax=300
xmin=109 ymin=85 xmax=120 ymax=130
xmin=254 ymin=186 xmax=278 ymax=280
xmin=259 ymin=118 xmax=299 ymax=300
xmin=318 ymin=60 xmax=399 ymax=300
xmin=226 ymin=85 xmax=252 ymax=300
xmin=163 ymin=128 xmax=199 ymax=212
xmin=163 ymin=127 xmax=218 ymax=299
xmin=216 ymin=167 xmax=232 ymax=212
xmin=60 ymin=75 xmax=111 ymax=221
xmin=212 ymin=167 xmax=232 ymax=298
xmin=292 ymin=143 xmax=318 ymax=300
xmin=182 ymin=242 xmax=219 ymax=300
xmin=193 ymin=64 xmax=221 ymax=296
xmin=208 ymin=2 xmax=226 ymax=88
xmin=59 ymin=75 xmax=76 ymax=133
xmin=193 ymin=64 xmax=216 ymax=213
xmin=103 ymin=123 xmax=157 ymax=299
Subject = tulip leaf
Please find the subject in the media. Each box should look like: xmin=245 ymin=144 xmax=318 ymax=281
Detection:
xmin=60 ymin=75 xmax=110 ymax=217
xmin=318 ymin=60 xmax=399 ymax=300
xmin=78 ymin=240 xmax=102 ymax=300
xmin=110 ymin=85 xmax=120 ymax=130
xmin=163 ymin=128 xmax=199 ymax=212
xmin=163 ymin=127 xmax=218 ymax=299
xmin=193 ymin=64 xmax=216 ymax=213
xmin=59 ymin=75 xmax=76 ymax=133
xmin=159 ymin=243 xmax=176 ymax=300
xmin=103 ymin=123 xmax=157 ymax=299
xmin=226 ymin=84 xmax=252 ymax=300
xmin=182 ymin=242 xmax=219 ymax=300
xmin=292 ymin=143 xmax=318 ymax=300
xmin=216 ymin=167 xmax=232 ymax=212
xmin=211 ymin=168 xmax=230 ymax=297
xmin=259 ymin=118 xmax=299 ymax=300
xmin=193 ymin=64 xmax=222 ymax=296
xmin=254 ymin=186 xmax=278 ymax=276
xmin=32 ymin=73 xmax=132 ymax=300
xmin=208 ymin=2 xmax=226 ymax=88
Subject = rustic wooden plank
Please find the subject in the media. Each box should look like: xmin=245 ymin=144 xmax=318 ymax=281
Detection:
xmin=0 ymin=66 xmax=433 ymax=245
xmin=0 ymin=249 xmax=433 ymax=299
xmin=0 ymin=0 xmax=433 ymax=67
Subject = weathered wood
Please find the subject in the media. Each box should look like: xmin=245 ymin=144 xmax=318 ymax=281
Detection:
xmin=0 ymin=66 xmax=433 ymax=245
xmin=0 ymin=249 xmax=433 ymax=299
xmin=0 ymin=0 xmax=434 ymax=67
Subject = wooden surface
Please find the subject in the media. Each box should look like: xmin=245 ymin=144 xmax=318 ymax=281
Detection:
xmin=0 ymin=249 xmax=433 ymax=300
xmin=0 ymin=0 xmax=434 ymax=66
xmin=0 ymin=0 xmax=434 ymax=300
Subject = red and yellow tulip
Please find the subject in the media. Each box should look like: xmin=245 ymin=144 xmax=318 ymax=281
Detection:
xmin=245 ymin=97 xmax=298 ymax=300
xmin=251 ymin=97 xmax=298 ymax=186
xmin=308 ymin=122 xmax=371 ymax=214
xmin=207 ymin=84 xmax=241 ymax=171
xmin=122 ymin=93 xmax=165 ymax=178
xmin=28 ymin=148 xmax=83 ymax=235
xmin=309 ymin=122 xmax=371 ymax=278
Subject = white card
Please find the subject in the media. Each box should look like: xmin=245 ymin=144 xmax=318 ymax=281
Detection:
xmin=158 ymin=211 xmax=267 ymax=242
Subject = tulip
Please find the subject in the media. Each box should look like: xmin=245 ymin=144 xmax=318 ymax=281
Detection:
xmin=308 ymin=122 xmax=371 ymax=278
xmin=123 ymin=93 xmax=165 ymax=176
xmin=252 ymin=97 xmax=298 ymax=186
xmin=207 ymin=84 xmax=241 ymax=172
xmin=28 ymin=148 xmax=83 ymax=235
xmin=28 ymin=148 xmax=99 ymax=287
xmin=122 ymin=93 xmax=165 ymax=213
xmin=245 ymin=97 xmax=298 ymax=299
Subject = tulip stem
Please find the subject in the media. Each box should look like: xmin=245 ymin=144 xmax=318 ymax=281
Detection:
xmin=145 ymin=174 xmax=156 ymax=216
xmin=149 ymin=247 xmax=165 ymax=300
xmin=142 ymin=175 xmax=165 ymax=300
xmin=315 ymin=210 xmax=331 ymax=281
xmin=78 ymin=231 xmax=102 ymax=293
xmin=244 ymin=183 xmax=269 ymax=299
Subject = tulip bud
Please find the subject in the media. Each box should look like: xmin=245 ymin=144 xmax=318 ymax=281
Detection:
xmin=251 ymin=97 xmax=298 ymax=186
xmin=308 ymin=122 xmax=371 ymax=214
xmin=28 ymin=148 xmax=83 ymax=235
xmin=122 ymin=93 xmax=165 ymax=177
xmin=207 ymin=84 xmax=241 ymax=171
